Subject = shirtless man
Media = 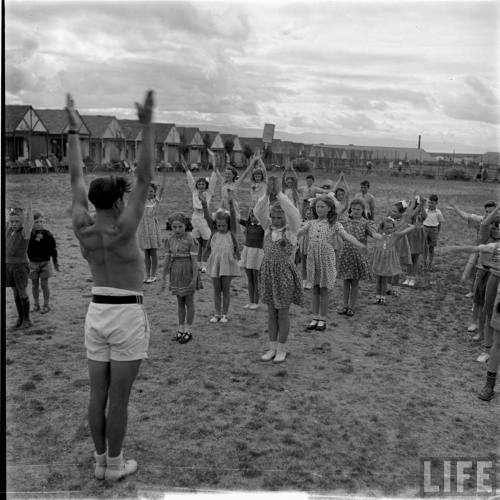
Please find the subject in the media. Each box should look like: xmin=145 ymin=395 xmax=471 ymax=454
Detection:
xmin=66 ymin=90 xmax=154 ymax=481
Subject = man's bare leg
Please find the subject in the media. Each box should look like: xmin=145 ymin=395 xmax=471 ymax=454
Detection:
xmin=88 ymin=360 xmax=111 ymax=454
xmin=106 ymin=359 xmax=142 ymax=457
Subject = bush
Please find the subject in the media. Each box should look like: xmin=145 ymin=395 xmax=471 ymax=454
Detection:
xmin=443 ymin=168 xmax=471 ymax=181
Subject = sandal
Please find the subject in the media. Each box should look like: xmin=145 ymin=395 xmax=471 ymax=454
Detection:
xmin=338 ymin=307 xmax=349 ymax=315
xmin=346 ymin=308 xmax=354 ymax=317
xmin=171 ymin=331 xmax=183 ymax=341
xmin=178 ymin=331 xmax=192 ymax=344
xmin=40 ymin=305 xmax=51 ymax=314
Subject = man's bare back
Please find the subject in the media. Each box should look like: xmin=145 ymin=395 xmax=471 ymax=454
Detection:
xmin=66 ymin=91 xmax=155 ymax=292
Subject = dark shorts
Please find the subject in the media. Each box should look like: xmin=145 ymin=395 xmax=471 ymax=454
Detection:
xmin=491 ymin=284 xmax=500 ymax=331
xmin=29 ymin=261 xmax=53 ymax=279
xmin=5 ymin=263 xmax=30 ymax=291
xmin=473 ymin=267 xmax=490 ymax=307
xmin=423 ymin=226 xmax=440 ymax=248
xmin=483 ymin=273 xmax=500 ymax=317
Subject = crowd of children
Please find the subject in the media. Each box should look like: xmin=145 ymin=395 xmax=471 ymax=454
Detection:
xmin=7 ymin=157 xmax=500 ymax=402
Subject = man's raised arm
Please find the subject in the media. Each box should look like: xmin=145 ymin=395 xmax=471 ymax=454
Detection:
xmin=65 ymin=94 xmax=89 ymax=219
xmin=120 ymin=90 xmax=155 ymax=230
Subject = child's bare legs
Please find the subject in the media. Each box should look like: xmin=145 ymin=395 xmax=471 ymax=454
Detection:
xmin=427 ymin=245 xmax=435 ymax=270
xmin=343 ymin=280 xmax=350 ymax=308
xmin=312 ymin=285 xmax=320 ymax=317
xmin=31 ymin=277 xmax=40 ymax=310
xmin=376 ymin=275 xmax=388 ymax=302
xmin=197 ymin=237 xmax=207 ymax=269
xmin=245 ymin=269 xmax=256 ymax=304
xmin=41 ymin=277 xmax=50 ymax=309
xmin=176 ymin=296 xmax=186 ymax=330
xmin=301 ymin=253 xmax=307 ymax=280
xmin=479 ymin=328 xmax=500 ymax=401
xmin=185 ymin=294 xmax=195 ymax=327
xmin=150 ymin=249 xmax=158 ymax=278
xmin=212 ymin=277 xmax=222 ymax=316
xmin=277 ymin=307 xmax=290 ymax=343
xmin=221 ymin=276 xmax=232 ymax=316
xmin=262 ymin=306 xmax=279 ymax=360
xmin=319 ymin=287 xmax=329 ymax=320
xmin=143 ymin=250 xmax=151 ymax=279
xmin=343 ymin=279 xmax=359 ymax=310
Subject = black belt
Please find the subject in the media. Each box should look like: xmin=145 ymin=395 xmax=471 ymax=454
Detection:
xmin=92 ymin=295 xmax=143 ymax=304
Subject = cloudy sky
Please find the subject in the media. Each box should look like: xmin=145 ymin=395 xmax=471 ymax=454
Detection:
xmin=5 ymin=0 xmax=500 ymax=152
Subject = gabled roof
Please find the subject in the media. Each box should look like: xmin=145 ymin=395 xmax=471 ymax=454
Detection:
xmin=5 ymin=105 xmax=48 ymax=133
xmin=220 ymin=133 xmax=242 ymax=151
xmin=81 ymin=115 xmax=121 ymax=138
xmin=5 ymin=105 xmax=31 ymax=132
xmin=36 ymin=108 xmax=89 ymax=135
xmin=200 ymin=130 xmax=224 ymax=149
xmin=118 ymin=119 xmax=143 ymax=141
xmin=155 ymin=123 xmax=178 ymax=143
xmin=177 ymin=127 xmax=203 ymax=147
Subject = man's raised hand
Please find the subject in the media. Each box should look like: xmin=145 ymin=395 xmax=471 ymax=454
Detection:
xmin=135 ymin=90 xmax=155 ymax=125
xmin=65 ymin=93 xmax=79 ymax=131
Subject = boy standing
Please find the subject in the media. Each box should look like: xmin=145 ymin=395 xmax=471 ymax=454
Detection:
xmin=355 ymin=180 xmax=376 ymax=220
xmin=423 ymin=194 xmax=444 ymax=270
xmin=6 ymin=202 xmax=34 ymax=329
xmin=28 ymin=212 xmax=60 ymax=313
xmin=301 ymin=174 xmax=326 ymax=219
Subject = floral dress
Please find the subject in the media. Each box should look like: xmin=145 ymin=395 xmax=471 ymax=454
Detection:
xmin=305 ymin=219 xmax=346 ymax=289
xmin=165 ymin=234 xmax=201 ymax=296
xmin=337 ymin=218 xmax=374 ymax=280
xmin=254 ymin=192 xmax=304 ymax=309
xmin=138 ymin=197 xmax=162 ymax=250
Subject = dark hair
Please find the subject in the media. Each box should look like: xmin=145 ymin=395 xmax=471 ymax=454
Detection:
xmin=33 ymin=211 xmax=44 ymax=220
xmin=484 ymin=200 xmax=497 ymax=209
xmin=225 ymin=165 xmax=238 ymax=182
xmin=88 ymin=176 xmax=131 ymax=210
xmin=360 ymin=180 xmax=370 ymax=188
xmin=251 ymin=167 xmax=265 ymax=183
xmin=310 ymin=195 xmax=337 ymax=225
xmin=306 ymin=174 xmax=315 ymax=181
xmin=429 ymin=194 xmax=438 ymax=202
xmin=348 ymin=198 xmax=366 ymax=218
xmin=166 ymin=212 xmax=193 ymax=232
xmin=195 ymin=177 xmax=209 ymax=190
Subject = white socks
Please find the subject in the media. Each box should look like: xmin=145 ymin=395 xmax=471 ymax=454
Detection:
xmin=104 ymin=452 xmax=138 ymax=481
xmin=94 ymin=451 xmax=106 ymax=480
xmin=261 ymin=341 xmax=277 ymax=361
xmin=274 ymin=343 xmax=287 ymax=363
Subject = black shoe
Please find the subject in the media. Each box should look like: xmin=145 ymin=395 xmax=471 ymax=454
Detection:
xmin=315 ymin=321 xmax=326 ymax=331
xmin=338 ymin=307 xmax=348 ymax=315
xmin=178 ymin=332 xmax=192 ymax=344
xmin=478 ymin=385 xmax=495 ymax=401
xmin=171 ymin=331 xmax=183 ymax=341
xmin=306 ymin=320 xmax=318 ymax=330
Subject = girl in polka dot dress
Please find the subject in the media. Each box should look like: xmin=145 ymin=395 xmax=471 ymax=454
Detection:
xmin=298 ymin=195 xmax=366 ymax=331
xmin=337 ymin=198 xmax=380 ymax=316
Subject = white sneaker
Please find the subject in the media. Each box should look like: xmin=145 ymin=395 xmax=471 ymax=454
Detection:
xmin=476 ymin=352 xmax=490 ymax=363
xmin=408 ymin=279 xmax=415 ymax=287
xmin=249 ymin=303 xmax=259 ymax=310
xmin=209 ymin=315 xmax=220 ymax=323
xmin=261 ymin=349 xmax=276 ymax=361
xmin=465 ymin=291 xmax=474 ymax=298
xmin=104 ymin=457 xmax=138 ymax=481
xmin=472 ymin=332 xmax=482 ymax=341
xmin=402 ymin=279 xmax=410 ymax=286
xmin=467 ymin=324 xmax=478 ymax=333
xmin=304 ymin=281 xmax=312 ymax=290
xmin=243 ymin=303 xmax=251 ymax=309
xmin=219 ymin=315 xmax=228 ymax=323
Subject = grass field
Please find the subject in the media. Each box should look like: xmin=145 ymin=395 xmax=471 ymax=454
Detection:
xmin=5 ymin=170 xmax=499 ymax=497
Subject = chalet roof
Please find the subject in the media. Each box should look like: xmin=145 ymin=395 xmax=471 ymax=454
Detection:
xmin=35 ymin=109 xmax=89 ymax=135
xmin=5 ymin=105 xmax=31 ymax=132
xmin=154 ymin=123 xmax=177 ymax=142
xmin=199 ymin=130 xmax=224 ymax=149
xmin=220 ymin=133 xmax=242 ymax=151
xmin=117 ymin=119 xmax=143 ymax=141
xmin=177 ymin=127 xmax=202 ymax=146
xmin=81 ymin=115 xmax=119 ymax=138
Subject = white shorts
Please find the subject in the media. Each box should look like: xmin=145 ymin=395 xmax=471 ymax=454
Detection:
xmin=85 ymin=287 xmax=150 ymax=362
xmin=241 ymin=246 xmax=264 ymax=270
xmin=191 ymin=212 xmax=211 ymax=240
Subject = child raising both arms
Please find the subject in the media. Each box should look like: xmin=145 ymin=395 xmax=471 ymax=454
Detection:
xmin=253 ymin=176 xmax=303 ymax=363
xmin=28 ymin=211 xmax=60 ymax=313
xmin=160 ymin=213 xmax=200 ymax=344
xmin=181 ymin=158 xmax=218 ymax=273
xmin=201 ymin=190 xmax=240 ymax=323
xmin=298 ymin=195 xmax=366 ymax=330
